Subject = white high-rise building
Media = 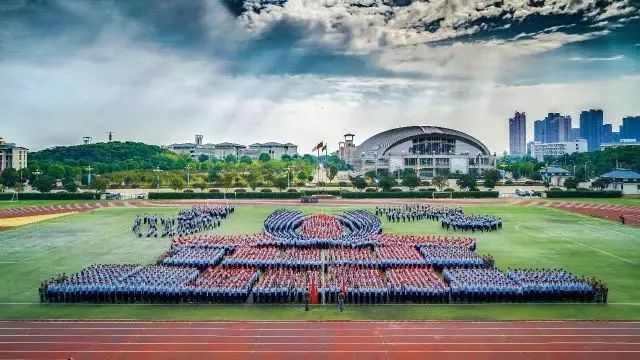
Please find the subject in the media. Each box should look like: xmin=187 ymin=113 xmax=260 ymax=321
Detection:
xmin=508 ymin=111 xmax=527 ymax=155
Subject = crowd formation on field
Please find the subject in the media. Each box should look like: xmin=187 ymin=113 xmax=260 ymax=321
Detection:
xmin=131 ymin=205 xmax=234 ymax=238
xmin=41 ymin=206 xmax=608 ymax=305
xmin=376 ymin=204 xmax=502 ymax=233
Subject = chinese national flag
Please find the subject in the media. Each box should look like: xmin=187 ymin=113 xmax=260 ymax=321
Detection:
xmin=341 ymin=281 xmax=347 ymax=299
xmin=312 ymin=141 xmax=324 ymax=152
xmin=310 ymin=276 xmax=318 ymax=304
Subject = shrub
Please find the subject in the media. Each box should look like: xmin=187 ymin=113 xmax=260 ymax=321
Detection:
xmin=260 ymin=188 xmax=273 ymax=193
xmin=505 ymin=180 xmax=514 ymax=185
xmin=365 ymin=188 xmax=377 ymax=192
xmin=577 ymin=187 xmax=591 ymax=191
xmin=550 ymin=187 xmax=563 ymax=191
xmin=524 ymin=180 xmax=534 ymax=185
xmin=418 ymin=188 xmax=430 ymax=192
xmin=443 ymin=188 xmax=455 ymax=192
xmin=420 ymin=181 xmax=431 ymax=186
xmin=469 ymin=187 xmax=480 ymax=191
xmin=234 ymin=189 xmax=246 ymax=193
xmin=183 ymin=189 xmax=194 ymax=193
xmin=208 ymin=189 xmax=220 ymax=193
xmin=287 ymin=188 xmax=298 ymax=193
xmin=338 ymin=181 xmax=349 ymax=187
xmin=389 ymin=188 xmax=402 ymax=192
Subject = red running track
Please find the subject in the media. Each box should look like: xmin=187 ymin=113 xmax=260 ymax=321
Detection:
xmin=1 ymin=320 xmax=639 ymax=360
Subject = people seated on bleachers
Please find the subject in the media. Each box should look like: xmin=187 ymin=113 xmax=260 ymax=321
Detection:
xmin=506 ymin=268 xmax=594 ymax=302
xmin=386 ymin=267 xmax=449 ymax=303
xmin=419 ymin=245 xmax=484 ymax=268
xmin=442 ymin=267 xmax=521 ymax=302
xmin=252 ymin=268 xmax=322 ymax=303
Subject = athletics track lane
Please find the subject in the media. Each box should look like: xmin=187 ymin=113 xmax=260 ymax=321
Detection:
xmin=1 ymin=321 xmax=639 ymax=360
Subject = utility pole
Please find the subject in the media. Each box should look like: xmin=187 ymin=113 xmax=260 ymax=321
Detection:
xmin=185 ymin=165 xmax=191 ymax=188
xmin=153 ymin=166 xmax=163 ymax=190
xmin=85 ymin=166 xmax=93 ymax=188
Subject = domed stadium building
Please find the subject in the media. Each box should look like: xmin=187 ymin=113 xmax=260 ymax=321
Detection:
xmin=343 ymin=126 xmax=495 ymax=178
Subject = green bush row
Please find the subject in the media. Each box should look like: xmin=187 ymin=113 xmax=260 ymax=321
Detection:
xmin=545 ymin=190 xmax=623 ymax=198
xmin=341 ymin=191 xmax=499 ymax=199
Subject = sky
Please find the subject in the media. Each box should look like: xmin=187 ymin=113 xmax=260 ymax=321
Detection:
xmin=0 ymin=0 xmax=639 ymax=154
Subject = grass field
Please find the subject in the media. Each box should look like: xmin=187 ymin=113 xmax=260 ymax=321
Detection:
xmin=0 ymin=203 xmax=639 ymax=320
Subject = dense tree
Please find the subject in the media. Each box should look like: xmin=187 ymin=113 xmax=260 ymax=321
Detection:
xmin=456 ymin=171 xmax=478 ymax=191
xmin=239 ymin=156 xmax=253 ymax=165
xmin=258 ymin=153 xmax=271 ymax=162
xmin=378 ymin=174 xmax=398 ymax=191
xmin=401 ymin=170 xmax=420 ymax=190
xmin=274 ymin=176 xmax=288 ymax=191
xmin=591 ymin=178 xmax=610 ymax=191
xmin=482 ymin=169 xmax=501 ymax=189
xmin=432 ymin=175 xmax=448 ymax=191
xmin=198 ymin=154 xmax=209 ymax=162
xmin=224 ymin=154 xmax=237 ymax=164
xmin=327 ymin=165 xmax=338 ymax=183
xmin=221 ymin=171 xmax=236 ymax=192
xmin=281 ymin=154 xmax=292 ymax=161
xmin=90 ymin=178 xmax=108 ymax=192
xmin=1 ymin=168 xmax=19 ymax=187
xmin=169 ymin=178 xmax=185 ymax=191
xmin=62 ymin=178 xmax=78 ymax=193
xmin=33 ymin=175 xmax=55 ymax=193
xmin=563 ymin=177 xmax=579 ymax=190
xmin=350 ymin=176 xmax=367 ymax=191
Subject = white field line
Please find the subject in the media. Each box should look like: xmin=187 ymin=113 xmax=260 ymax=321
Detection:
xmin=507 ymin=217 xmax=634 ymax=263
xmin=2 ymin=334 xmax=640 ymax=338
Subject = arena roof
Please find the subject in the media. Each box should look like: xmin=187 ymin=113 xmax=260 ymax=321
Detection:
xmin=355 ymin=126 xmax=491 ymax=156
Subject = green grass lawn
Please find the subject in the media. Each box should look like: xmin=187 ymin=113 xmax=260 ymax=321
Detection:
xmin=0 ymin=204 xmax=639 ymax=320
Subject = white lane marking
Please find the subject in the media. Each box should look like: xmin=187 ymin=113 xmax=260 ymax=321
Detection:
xmin=2 ymin=341 xmax=639 ymax=345
xmin=507 ymin=217 xmax=634 ymax=263
xmin=3 ymin=327 xmax=640 ymax=330
xmin=2 ymin=334 xmax=639 ymax=337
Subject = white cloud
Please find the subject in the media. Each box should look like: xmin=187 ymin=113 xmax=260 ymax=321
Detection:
xmin=239 ymin=0 xmax=632 ymax=52
xmin=1 ymin=30 xmax=639 ymax=155
xmin=569 ymin=55 xmax=625 ymax=61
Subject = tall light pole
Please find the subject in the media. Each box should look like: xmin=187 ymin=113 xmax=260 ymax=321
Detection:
xmin=153 ymin=167 xmax=163 ymax=191
xmin=185 ymin=165 xmax=191 ymax=188
xmin=33 ymin=170 xmax=41 ymax=181
xmin=584 ymin=161 xmax=592 ymax=180
xmin=85 ymin=166 xmax=93 ymax=189
xmin=287 ymin=165 xmax=292 ymax=189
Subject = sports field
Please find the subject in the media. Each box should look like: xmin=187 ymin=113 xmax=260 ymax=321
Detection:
xmin=0 ymin=203 xmax=639 ymax=320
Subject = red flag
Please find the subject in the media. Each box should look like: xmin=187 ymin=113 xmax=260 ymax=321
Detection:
xmin=310 ymin=276 xmax=318 ymax=305
xmin=341 ymin=280 xmax=347 ymax=299
xmin=312 ymin=141 xmax=324 ymax=152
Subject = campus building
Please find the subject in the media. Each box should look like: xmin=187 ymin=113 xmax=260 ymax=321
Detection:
xmin=600 ymin=139 xmax=640 ymax=150
xmin=579 ymin=109 xmax=604 ymax=151
xmin=346 ymin=126 xmax=494 ymax=178
xmin=599 ymin=168 xmax=640 ymax=195
xmin=508 ymin=111 xmax=527 ymax=155
xmin=530 ymin=139 xmax=588 ymax=161
xmin=168 ymin=135 xmax=297 ymax=161
xmin=0 ymin=137 xmax=28 ymax=172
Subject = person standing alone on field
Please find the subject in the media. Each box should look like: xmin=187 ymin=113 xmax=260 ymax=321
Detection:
xmin=338 ymin=292 xmax=345 ymax=313
xmin=304 ymin=289 xmax=310 ymax=312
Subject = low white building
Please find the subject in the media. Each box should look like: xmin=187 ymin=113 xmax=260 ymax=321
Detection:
xmin=539 ymin=166 xmax=571 ymax=187
xmin=600 ymin=168 xmax=640 ymax=195
xmin=167 ymin=136 xmax=297 ymax=161
xmin=239 ymin=142 xmax=298 ymax=160
xmin=531 ymin=139 xmax=588 ymax=161
xmin=0 ymin=137 xmax=28 ymax=172
xmin=600 ymin=139 xmax=640 ymax=150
